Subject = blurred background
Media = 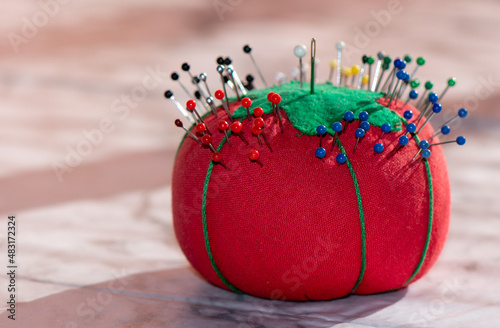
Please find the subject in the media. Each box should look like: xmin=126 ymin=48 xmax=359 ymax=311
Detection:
xmin=1 ymin=0 xmax=499 ymax=326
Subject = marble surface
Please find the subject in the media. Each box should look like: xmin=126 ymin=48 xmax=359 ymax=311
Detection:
xmin=0 ymin=0 xmax=500 ymax=327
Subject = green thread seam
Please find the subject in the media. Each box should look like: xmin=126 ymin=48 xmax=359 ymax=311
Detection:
xmin=335 ymin=138 xmax=367 ymax=293
xmin=201 ymin=133 xmax=243 ymax=294
xmin=402 ymin=133 xmax=434 ymax=287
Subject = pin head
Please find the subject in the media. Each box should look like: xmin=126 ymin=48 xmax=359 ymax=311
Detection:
xmin=316 ymin=125 xmax=327 ymax=135
xmin=329 ymin=59 xmax=337 ymax=69
xmin=410 ymin=79 xmax=420 ymax=89
xmin=243 ymin=45 xmax=252 ymax=53
xmin=164 ymin=90 xmax=173 ymax=99
xmin=428 ymin=92 xmax=439 ymax=104
xmin=231 ymin=121 xmax=243 ymax=133
xmin=216 ymin=65 xmax=224 ymax=74
xmin=206 ymin=97 xmax=214 ymax=105
xmin=367 ymin=56 xmax=375 ymax=65
xmin=399 ymin=135 xmax=409 ymax=146
xmin=425 ymin=81 xmax=434 ymax=90
xmin=374 ymin=143 xmax=384 ymax=153
xmin=383 ymin=56 xmax=392 ymax=65
xmin=359 ymin=111 xmax=369 ymax=121
xmin=377 ymin=51 xmax=385 ymax=60
xmin=242 ymin=97 xmax=252 ymax=108
xmin=394 ymin=58 xmax=406 ymax=69
xmin=212 ymin=152 xmax=222 ymax=162
xmin=416 ymin=57 xmax=425 ymax=66
xmin=360 ymin=121 xmax=371 ymax=131
xmin=254 ymin=117 xmax=264 ymax=128
xmin=267 ymin=92 xmax=276 ymax=102
xmin=246 ymin=74 xmax=254 ymax=83
xmin=404 ymin=110 xmax=413 ymax=119
xmin=294 ymin=45 xmax=307 ymax=58
xmin=419 ymin=140 xmax=430 ymax=149
xmin=382 ymin=62 xmax=390 ymax=70
xmin=344 ymin=111 xmax=355 ymax=122
xmin=441 ymin=125 xmax=451 ymax=135
xmin=181 ymin=63 xmax=190 ymax=71
xmin=432 ymin=103 xmax=442 ymax=113
xmin=404 ymin=55 xmax=412 ymax=63
xmin=249 ymin=149 xmax=260 ymax=161
xmin=362 ymin=55 xmax=369 ymax=64
xmin=271 ymin=94 xmax=282 ymax=105
xmin=332 ymin=122 xmax=343 ymax=133
xmin=214 ymin=90 xmax=225 ymax=100
xmin=315 ymin=147 xmax=326 ymax=158
xmin=186 ymin=100 xmax=196 ymax=111
xmin=406 ymin=123 xmax=417 ymax=133
xmin=224 ymin=57 xmax=232 ymax=65
xmin=216 ymin=57 xmax=225 ymax=65
xmin=171 ymin=72 xmax=179 ymax=81
xmin=194 ymin=91 xmax=202 ymax=99
xmin=422 ymin=149 xmax=431 ymax=158
xmin=447 ymin=77 xmax=457 ymax=87
xmin=351 ymin=65 xmax=361 ymax=75
xmin=218 ymin=120 xmax=229 ymax=131
xmin=252 ymin=126 xmax=262 ymax=135
xmin=201 ymin=134 xmax=212 ymax=145
xmin=381 ymin=123 xmax=392 ymax=133
xmin=409 ymin=90 xmax=419 ymax=99
xmin=355 ymin=128 xmax=365 ymax=138
xmin=396 ymin=70 xmax=407 ymax=80
xmin=336 ymin=153 xmax=347 ymax=164
xmin=458 ymin=108 xmax=468 ymax=118
xmin=253 ymin=107 xmax=264 ymax=117
xmin=196 ymin=123 xmax=206 ymax=133
xmin=456 ymin=136 xmax=466 ymax=145
xmin=336 ymin=41 xmax=345 ymax=51
xmin=175 ymin=119 xmax=183 ymax=127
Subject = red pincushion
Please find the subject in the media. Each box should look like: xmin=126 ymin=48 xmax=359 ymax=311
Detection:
xmin=172 ymin=99 xmax=450 ymax=301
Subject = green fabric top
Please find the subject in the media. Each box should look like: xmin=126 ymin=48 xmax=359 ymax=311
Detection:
xmin=232 ymin=81 xmax=403 ymax=136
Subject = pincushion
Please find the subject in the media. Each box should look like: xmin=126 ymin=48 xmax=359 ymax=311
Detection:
xmin=169 ymin=44 xmax=465 ymax=301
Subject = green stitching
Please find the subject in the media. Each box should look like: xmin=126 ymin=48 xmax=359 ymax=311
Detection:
xmin=201 ymin=134 xmax=243 ymax=294
xmin=336 ymin=138 xmax=367 ymax=293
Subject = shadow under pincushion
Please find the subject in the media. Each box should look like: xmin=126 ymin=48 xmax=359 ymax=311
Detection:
xmin=172 ymin=82 xmax=450 ymax=301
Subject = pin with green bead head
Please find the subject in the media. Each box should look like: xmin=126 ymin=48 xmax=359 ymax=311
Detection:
xmin=439 ymin=77 xmax=456 ymax=101
xmin=416 ymin=80 xmax=434 ymax=108
xmin=357 ymin=55 xmax=369 ymax=89
xmin=366 ymin=56 xmax=375 ymax=88
xmin=376 ymin=56 xmax=392 ymax=91
xmin=401 ymin=56 xmax=425 ymax=95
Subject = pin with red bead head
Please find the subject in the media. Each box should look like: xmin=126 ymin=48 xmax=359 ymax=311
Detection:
xmin=267 ymin=92 xmax=277 ymax=116
xmin=330 ymin=122 xmax=343 ymax=151
xmin=201 ymin=134 xmax=216 ymax=153
xmin=230 ymin=120 xmax=249 ymax=145
xmin=174 ymin=119 xmax=201 ymax=144
xmin=214 ymin=89 xmax=232 ymax=121
xmin=242 ymin=97 xmax=252 ymax=121
xmin=271 ymin=93 xmax=284 ymax=133
xmin=253 ymin=114 xmax=272 ymax=152
xmin=249 ymin=149 xmax=263 ymax=167
xmin=211 ymin=152 xmax=231 ymax=171
xmin=164 ymin=90 xmax=195 ymax=124
xmin=186 ymin=100 xmax=212 ymax=135
xmin=252 ymin=124 xmax=263 ymax=147
xmin=218 ymin=120 xmax=231 ymax=146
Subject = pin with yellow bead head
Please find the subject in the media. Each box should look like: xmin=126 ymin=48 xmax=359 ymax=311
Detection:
xmin=340 ymin=66 xmax=352 ymax=86
xmin=350 ymin=65 xmax=360 ymax=87
xmin=361 ymin=74 xmax=369 ymax=90
xmin=328 ymin=59 xmax=337 ymax=83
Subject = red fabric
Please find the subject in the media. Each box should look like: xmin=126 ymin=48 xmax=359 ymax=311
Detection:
xmin=172 ymin=99 xmax=450 ymax=301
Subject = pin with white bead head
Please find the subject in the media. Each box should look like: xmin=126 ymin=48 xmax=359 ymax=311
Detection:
xmin=243 ymin=44 xmax=268 ymax=88
xmin=205 ymin=96 xmax=219 ymax=118
xmin=194 ymin=90 xmax=210 ymax=114
xmin=274 ymin=72 xmax=287 ymax=86
xmin=164 ymin=90 xmax=195 ymax=124
xmin=370 ymin=52 xmax=385 ymax=92
xmin=290 ymin=68 xmax=299 ymax=81
xmin=174 ymin=119 xmax=200 ymax=144
xmin=294 ymin=44 xmax=307 ymax=88
xmin=225 ymin=57 xmax=247 ymax=98
xmin=335 ymin=41 xmax=345 ymax=87
xmin=199 ymin=73 xmax=213 ymax=99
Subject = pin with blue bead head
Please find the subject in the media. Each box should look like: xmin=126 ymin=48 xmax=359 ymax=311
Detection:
xmin=384 ymin=58 xmax=406 ymax=100
xmin=429 ymin=125 xmax=451 ymax=140
xmin=315 ymin=125 xmax=327 ymax=159
xmin=388 ymin=70 xmax=408 ymax=106
xmin=429 ymin=136 xmax=466 ymax=148
xmin=379 ymin=123 xmax=392 ymax=138
xmin=436 ymin=108 xmax=468 ymax=132
xmin=394 ymin=71 xmax=410 ymax=102
xmin=331 ymin=122 xmax=343 ymax=151
xmin=404 ymin=110 xmax=414 ymax=120
xmin=389 ymin=134 xmax=410 ymax=157
xmin=416 ymin=92 xmax=439 ymax=125
xmin=353 ymin=128 xmax=366 ymax=153
xmin=412 ymin=140 xmax=430 ymax=161
xmin=399 ymin=89 xmax=418 ymax=110
xmin=342 ymin=110 xmax=355 ymax=134
xmin=374 ymin=142 xmax=384 ymax=154
xmin=358 ymin=111 xmax=369 ymax=128
xmin=336 ymin=153 xmax=347 ymax=164
xmin=404 ymin=122 xmax=417 ymax=137
xmin=416 ymin=103 xmax=442 ymax=134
